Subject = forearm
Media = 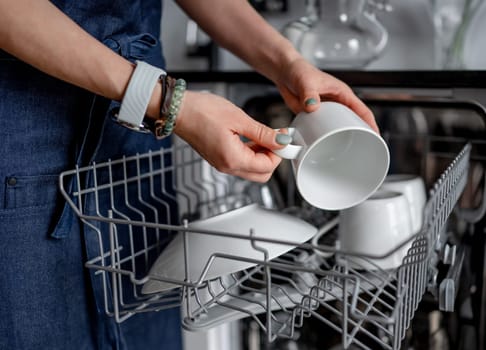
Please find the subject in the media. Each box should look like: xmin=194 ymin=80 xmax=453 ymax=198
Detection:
xmin=0 ymin=0 xmax=161 ymax=118
xmin=176 ymin=0 xmax=301 ymax=83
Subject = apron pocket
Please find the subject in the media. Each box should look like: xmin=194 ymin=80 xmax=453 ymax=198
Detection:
xmin=4 ymin=174 xmax=59 ymax=209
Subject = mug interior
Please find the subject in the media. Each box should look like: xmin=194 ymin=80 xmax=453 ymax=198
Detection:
xmin=296 ymin=128 xmax=389 ymax=210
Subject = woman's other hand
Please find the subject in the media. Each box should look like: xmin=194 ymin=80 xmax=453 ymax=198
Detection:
xmin=174 ymin=91 xmax=289 ymax=183
xmin=275 ymin=58 xmax=379 ymax=133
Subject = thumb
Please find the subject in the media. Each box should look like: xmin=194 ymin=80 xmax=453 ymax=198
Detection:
xmin=240 ymin=118 xmax=292 ymax=151
xmin=303 ymin=95 xmax=321 ymax=112
xmin=300 ymin=87 xmax=321 ymax=113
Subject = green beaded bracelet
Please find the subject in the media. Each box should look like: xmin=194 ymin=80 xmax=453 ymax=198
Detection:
xmin=155 ymin=78 xmax=186 ymax=139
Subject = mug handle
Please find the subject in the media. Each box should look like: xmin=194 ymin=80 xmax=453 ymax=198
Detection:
xmin=272 ymin=128 xmax=303 ymax=159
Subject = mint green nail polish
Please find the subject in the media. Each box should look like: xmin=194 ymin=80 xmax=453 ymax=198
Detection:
xmin=276 ymin=133 xmax=292 ymax=145
xmin=305 ymin=98 xmax=317 ymax=106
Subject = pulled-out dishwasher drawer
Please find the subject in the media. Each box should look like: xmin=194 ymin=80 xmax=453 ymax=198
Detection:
xmin=60 ymin=128 xmax=474 ymax=349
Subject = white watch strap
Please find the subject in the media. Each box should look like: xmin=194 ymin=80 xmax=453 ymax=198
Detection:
xmin=118 ymin=60 xmax=166 ymax=127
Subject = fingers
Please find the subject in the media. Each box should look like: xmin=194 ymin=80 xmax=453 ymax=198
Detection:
xmin=213 ymin=141 xmax=282 ymax=183
xmin=237 ymin=150 xmax=282 ymax=183
xmin=278 ymin=60 xmax=379 ymax=132
xmin=299 ymin=84 xmax=321 ymax=113
xmin=331 ymin=83 xmax=380 ymax=133
xmin=279 ymin=85 xmax=301 ymax=114
xmin=232 ymin=170 xmax=274 ymax=183
xmin=347 ymin=96 xmax=379 ymax=133
xmin=299 ymin=75 xmax=379 ymax=133
xmin=238 ymin=115 xmax=292 ymax=150
xmin=237 ymin=143 xmax=283 ymax=175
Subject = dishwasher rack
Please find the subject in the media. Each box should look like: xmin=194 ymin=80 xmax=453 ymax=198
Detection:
xmin=59 ymin=138 xmax=471 ymax=350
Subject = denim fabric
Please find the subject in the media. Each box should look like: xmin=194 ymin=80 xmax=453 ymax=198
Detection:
xmin=0 ymin=1 xmax=182 ymax=349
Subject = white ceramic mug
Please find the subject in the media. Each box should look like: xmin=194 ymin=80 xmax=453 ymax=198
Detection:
xmin=274 ymin=102 xmax=390 ymax=210
xmin=380 ymin=174 xmax=427 ymax=234
xmin=338 ymin=190 xmax=413 ymax=270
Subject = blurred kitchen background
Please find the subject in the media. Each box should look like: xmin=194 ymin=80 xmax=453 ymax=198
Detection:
xmin=161 ymin=0 xmax=485 ymax=72
xmin=155 ymin=1 xmax=486 ymax=350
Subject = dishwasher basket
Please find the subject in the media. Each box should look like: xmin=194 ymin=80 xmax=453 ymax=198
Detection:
xmin=59 ymin=138 xmax=471 ymax=350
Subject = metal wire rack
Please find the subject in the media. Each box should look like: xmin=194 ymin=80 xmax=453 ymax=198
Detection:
xmin=59 ymin=138 xmax=471 ymax=350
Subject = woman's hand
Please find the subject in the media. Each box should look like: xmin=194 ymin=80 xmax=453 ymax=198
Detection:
xmin=176 ymin=0 xmax=376 ymax=132
xmin=174 ymin=91 xmax=289 ymax=183
xmin=275 ymin=58 xmax=379 ymax=133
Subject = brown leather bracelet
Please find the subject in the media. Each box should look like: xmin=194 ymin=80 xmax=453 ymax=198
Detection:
xmin=160 ymin=76 xmax=176 ymax=118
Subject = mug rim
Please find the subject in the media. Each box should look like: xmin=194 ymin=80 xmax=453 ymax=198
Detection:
xmin=367 ymin=190 xmax=403 ymax=201
xmin=384 ymin=173 xmax=423 ymax=183
xmin=294 ymin=126 xmax=390 ymax=210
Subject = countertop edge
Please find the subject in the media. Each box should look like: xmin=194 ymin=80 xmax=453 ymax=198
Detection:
xmin=171 ymin=70 xmax=486 ymax=88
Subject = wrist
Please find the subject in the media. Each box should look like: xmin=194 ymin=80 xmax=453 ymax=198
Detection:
xmin=262 ymin=38 xmax=302 ymax=84
xmin=146 ymin=81 xmax=162 ymax=119
xmin=172 ymin=90 xmax=193 ymax=135
xmin=113 ymin=60 xmax=186 ymax=138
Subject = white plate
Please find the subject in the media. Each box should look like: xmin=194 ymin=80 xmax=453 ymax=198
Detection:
xmin=463 ymin=2 xmax=486 ymax=69
xmin=142 ymin=204 xmax=317 ymax=294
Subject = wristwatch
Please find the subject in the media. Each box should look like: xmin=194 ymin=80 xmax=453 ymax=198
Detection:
xmin=112 ymin=60 xmax=166 ymax=134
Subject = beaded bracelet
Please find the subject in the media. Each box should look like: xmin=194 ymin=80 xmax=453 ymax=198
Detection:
xmin=155 ymin=77 xmax=186 ymax=139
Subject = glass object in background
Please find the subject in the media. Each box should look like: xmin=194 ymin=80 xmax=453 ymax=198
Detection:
xmin=281 ymin=0 xmax=319 ymax=48
xmin=460 ymin=0 xmax=486 ymax=69
xmin=431 ymin=0 xmax=469 ymax=69
xmin=286 ymin=0 xmax=389 ymax=69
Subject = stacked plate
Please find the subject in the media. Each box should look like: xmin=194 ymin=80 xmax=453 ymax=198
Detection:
xmin=142 ymin=204 xmax=317 ymax=294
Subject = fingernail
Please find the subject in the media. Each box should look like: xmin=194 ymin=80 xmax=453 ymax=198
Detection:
xmin=305 ymin=98 xmax=317 ymax=106
xmin=276 ymin=133 xmax=292 ymax=145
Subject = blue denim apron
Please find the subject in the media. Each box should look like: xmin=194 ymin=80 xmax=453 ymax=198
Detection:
xmin=0 ymin=1 xmax=182 ymax=349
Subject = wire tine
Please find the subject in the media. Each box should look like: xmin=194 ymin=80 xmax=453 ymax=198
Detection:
xmin=159 ymin=150 xmax=178 ymax=226
xmin=135 ymin=155 xmax=159 ymax=269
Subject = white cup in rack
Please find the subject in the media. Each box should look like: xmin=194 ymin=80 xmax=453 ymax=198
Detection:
xmin=380 ymin=174 xmax=426 ymax=234
xmin=338 ymin=190 xmax=413 ymax=270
